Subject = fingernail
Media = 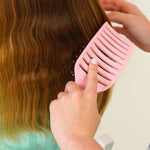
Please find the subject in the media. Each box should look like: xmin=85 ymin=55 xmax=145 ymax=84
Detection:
xmin=91 ymin=58 xmax=97 ymax=65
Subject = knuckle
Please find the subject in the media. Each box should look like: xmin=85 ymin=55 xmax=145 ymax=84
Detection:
xmin=86 ymin=91 xmax=96 ymax=100
xmin=66 ymin=81 xmax=75 ymax=87
xmin=57 ymin=92 xmax=61 ymax=97
xmin=49 ymin=100 xmax=57 ymax=111
xmin=111 ymin=11 xmax=118 ymax=16
xmin=72 ymin=90 xmax=82 ymax=98
xmin=57 ymin=92 xmax=64 ymax=98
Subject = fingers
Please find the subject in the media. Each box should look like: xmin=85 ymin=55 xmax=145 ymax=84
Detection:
xmin=49 ymin=99 xmax=59 ymax=114
xmin=113 ymin=26 xmax=133 ymax=38
xmin=107 ymin=11 xmax=132 ymax=25
xmin=85 ymin=59 xmax=98 ymax=93
xmin=57 ymin=82 xmax=81 ymax=100
xmin=102 ymin=4 xmax=120 ymax=11
xmin=65 ymin=81 xmax=81 ymax=93
xmin=57 ymin=92 xmax=66 ymax=99
xmin=113 ymin=26 xmax=130 ymax=38
xmin=101 ymin=0 xmax=144 ymax=17
xmin=101 ymin=0 xmax=129 ymax=12
xmin=113 ymin=26 xmax=128 ymax=36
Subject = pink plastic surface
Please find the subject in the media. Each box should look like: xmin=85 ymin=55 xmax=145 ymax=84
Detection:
xmin=74 ymin=22 xmax=134 ymax=92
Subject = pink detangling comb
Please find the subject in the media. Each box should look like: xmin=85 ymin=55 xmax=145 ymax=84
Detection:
xmin=74 ymin=22 xmax=134 ymax=93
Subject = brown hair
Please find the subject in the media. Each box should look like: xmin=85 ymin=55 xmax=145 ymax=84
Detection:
xmin=0 ymin=0 xmax=113 ymax=141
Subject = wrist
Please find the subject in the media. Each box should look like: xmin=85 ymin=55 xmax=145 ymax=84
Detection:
xmin=62 ymin=134 xmax=103 ymax=150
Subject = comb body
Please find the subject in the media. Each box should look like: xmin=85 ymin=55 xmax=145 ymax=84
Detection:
xmin=74 ymin=22 xmax=134 ymax=92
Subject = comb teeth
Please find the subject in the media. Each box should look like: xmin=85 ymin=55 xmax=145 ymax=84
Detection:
xmin=74 ymin=22 xmax=134 ymax=92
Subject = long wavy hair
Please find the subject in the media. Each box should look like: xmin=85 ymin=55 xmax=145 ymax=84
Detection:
xmin=0 ymin=0 xmax=113 ymax=141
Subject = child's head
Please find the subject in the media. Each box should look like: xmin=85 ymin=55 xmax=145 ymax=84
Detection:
xmin=0 ymin=0 xmax=112 ymax=140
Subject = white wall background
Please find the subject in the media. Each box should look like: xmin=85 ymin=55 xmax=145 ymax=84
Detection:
xmin=95 ymin=0 xmax=150 ymax=150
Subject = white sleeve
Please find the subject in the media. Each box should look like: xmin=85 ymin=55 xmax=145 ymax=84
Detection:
xmin=95 ymin=134 xmax=114 ymax=150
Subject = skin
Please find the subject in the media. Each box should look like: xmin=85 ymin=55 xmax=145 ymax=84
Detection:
xmin=50 ymin=59 xmax=103 ymax=150
xmin=101 ymin=0 xmax=150 ymax=52
xmin=49 ymin=1 xmax=150 ymax=150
